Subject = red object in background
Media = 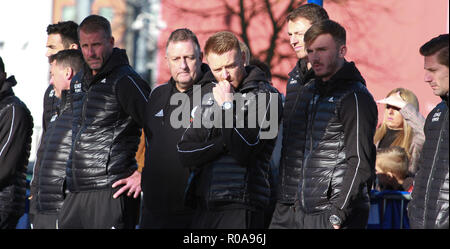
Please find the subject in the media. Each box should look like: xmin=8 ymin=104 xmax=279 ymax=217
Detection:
xmin=157 ymin=0 xmax=448 ymax=122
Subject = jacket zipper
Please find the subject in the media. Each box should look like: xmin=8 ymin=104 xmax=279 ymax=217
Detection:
xmin=301 ymin=94 xmax=320 ymax=209
xmin=283 ymin=77 xmax=303 ymax=200
xmin=71 ymin=89 xmax=90 ymax=190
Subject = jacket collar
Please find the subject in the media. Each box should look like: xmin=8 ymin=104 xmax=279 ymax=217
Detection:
xmin=235 ymin=65 xmax=270 ymax=92
xmin=314 ymin=60 xmax=366 ymax=96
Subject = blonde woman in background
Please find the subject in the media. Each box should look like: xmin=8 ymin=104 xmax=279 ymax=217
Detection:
xmin=374 ymin=88 xmax=425 ymax=191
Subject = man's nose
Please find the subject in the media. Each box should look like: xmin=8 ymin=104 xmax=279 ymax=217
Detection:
xmin=86 ymin=46 xmax=96 ymax=58
xmin=180 ymin=58 xmax=188 ymax=70
xmin=424 ymin=72 xmax=433 ymax=83
xmin=220 ymin=69 xmax=230 ymax=80
xmin=308 ymin=51 xmax=317 ymax=60
xmin=290 ymin=35 xmax=297 ymax=45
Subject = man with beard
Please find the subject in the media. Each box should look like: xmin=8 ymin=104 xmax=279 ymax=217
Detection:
xmin=270 ymin=3 xmax=329 ymax=229
xmin=294 ymin=20 xmax=377 ymax=229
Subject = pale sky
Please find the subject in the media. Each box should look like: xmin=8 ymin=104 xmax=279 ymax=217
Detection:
xmin=0 ymin=0 xmax=53 ymax=161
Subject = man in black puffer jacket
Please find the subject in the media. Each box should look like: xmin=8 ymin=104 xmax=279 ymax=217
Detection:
xmin=0 ymin=56 xmax=33 ymax=229
xmin=57 ymin=15 xmax=150 ymax=229
xmin=178 ymin=31 xmax=283 ymax=229
xmin=293 ymin=20 xmax=377 ymax=229
xmin=42 ymin=21 xmax=80 ymax=135
xmin=270 ymin=3 xmax=329 ymax=229
xmin=408 ymin=34 xmax=449 ymax=229
xmin=30 ymin=49 xmax=84 ymax=229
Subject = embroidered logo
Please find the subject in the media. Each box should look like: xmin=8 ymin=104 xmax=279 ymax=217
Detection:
xmin=74 ymin=82 xmax=82 ymax=93
xmin=155 ymin=109 xmax=164 ymax=117
xmin=289 ymin=79 xmax=298 ymax=85
xmin=100 ymin=78 xmax=107 ymax=84
xmin=432 ymin=111 xmax=441 ymax=122
xmin=328 ymin=97 xmax=334 ymax=102
xmin=49 ymin=89 xmax=55 ymax=97
xmin=50 ymin=113 xmax=58 ymax=122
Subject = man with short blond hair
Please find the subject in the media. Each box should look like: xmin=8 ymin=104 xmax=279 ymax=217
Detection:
xmin=178 ymin=31 xmax=282 ymax=229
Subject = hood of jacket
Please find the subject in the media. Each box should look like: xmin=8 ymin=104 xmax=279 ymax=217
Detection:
xmin=441 ymin=92 xmax=449 ymax=107
xmin=315 ymin=60 xmax=366 ymax=96
xmin=0 ymin=76 xmax=17 ymax=100
xmin=236 ymin=65 xmax=271 ymax=92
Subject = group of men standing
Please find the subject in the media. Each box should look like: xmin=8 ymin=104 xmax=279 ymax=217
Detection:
xmin=0 ymin=3 xmax=447 ymax=229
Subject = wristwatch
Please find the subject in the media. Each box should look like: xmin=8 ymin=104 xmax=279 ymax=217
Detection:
xmin=329 ymin=214 xmax=341 ymax=226
xmin=222 ymin=101 xmax=233 ymax=110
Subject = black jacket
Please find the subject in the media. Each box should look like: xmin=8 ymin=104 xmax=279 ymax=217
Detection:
xmin=178 ymin=66 xmax=283 ymax=209
xmin=142 ymin=64 xmax=214 ymax=214
xmin=68 ymin=48 xmax=150 ymax=192
xmin=408 ymin=95 xmax=449 ymax=229
xmin=0 ymin=76 xmax=33 ymax=217
xmin=42 ymin=84 xmax=60 ymax=135
xmin=295 ymin=61 xmax=377 ymax=227
xmin=30 ymin=90 xmax=72 ymax=214
xmin=278 ymin=58 xmax=315 ymax=204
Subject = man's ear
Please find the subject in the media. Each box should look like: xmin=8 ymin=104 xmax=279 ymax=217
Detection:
xmin=339 ymin=44 xmax=347 ymax=58
xmin=69 ymin=43 xmax=79 ymax=50
xmin=241 ymin=51 xmax=246 ymax=66
xmin=65 ymin=67 xmax=74 ymax=80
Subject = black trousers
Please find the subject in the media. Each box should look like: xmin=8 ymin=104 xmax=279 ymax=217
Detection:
xmin=0 ymin=212 xmax=20 ymax=229
xmin=30 ymin=212 xmax=58 ymax=229
xmin=57 ymin=188 xmax=140 ymax=229
xmin=190 ymin=201 xmax=265 ymax=229
xmin=29 ymin=199 xmax=59 ymax=229
xmin=295 ymin=205 xmax=370 ymax=229
xmin=269 ymin=202 xmax=299 ymax=229
xmin=139 ymin=204 xmax=194 ymax=229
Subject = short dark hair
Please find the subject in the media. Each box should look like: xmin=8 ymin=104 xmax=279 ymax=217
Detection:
xmin=166 ymin=28 xmax=201 ymax=54
xmin=78 ymin=15 xmax=112 ymax=39
xmin=49 ymin=49 xmax=84 ymax=75
xmin=420 ymin=34 xmax=449 ymax=68
xmin=286 ymin=3 xmax=329 ymax=24
xmin=204 ymin=31 xmax=241 ymax=56
xmin=0 ymin=56 xmax=4 ymax=73
xmin=304 ymin=19 xmax=346 ymax=48
xmin=46 ymin=21 xmax=79 ymax=48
